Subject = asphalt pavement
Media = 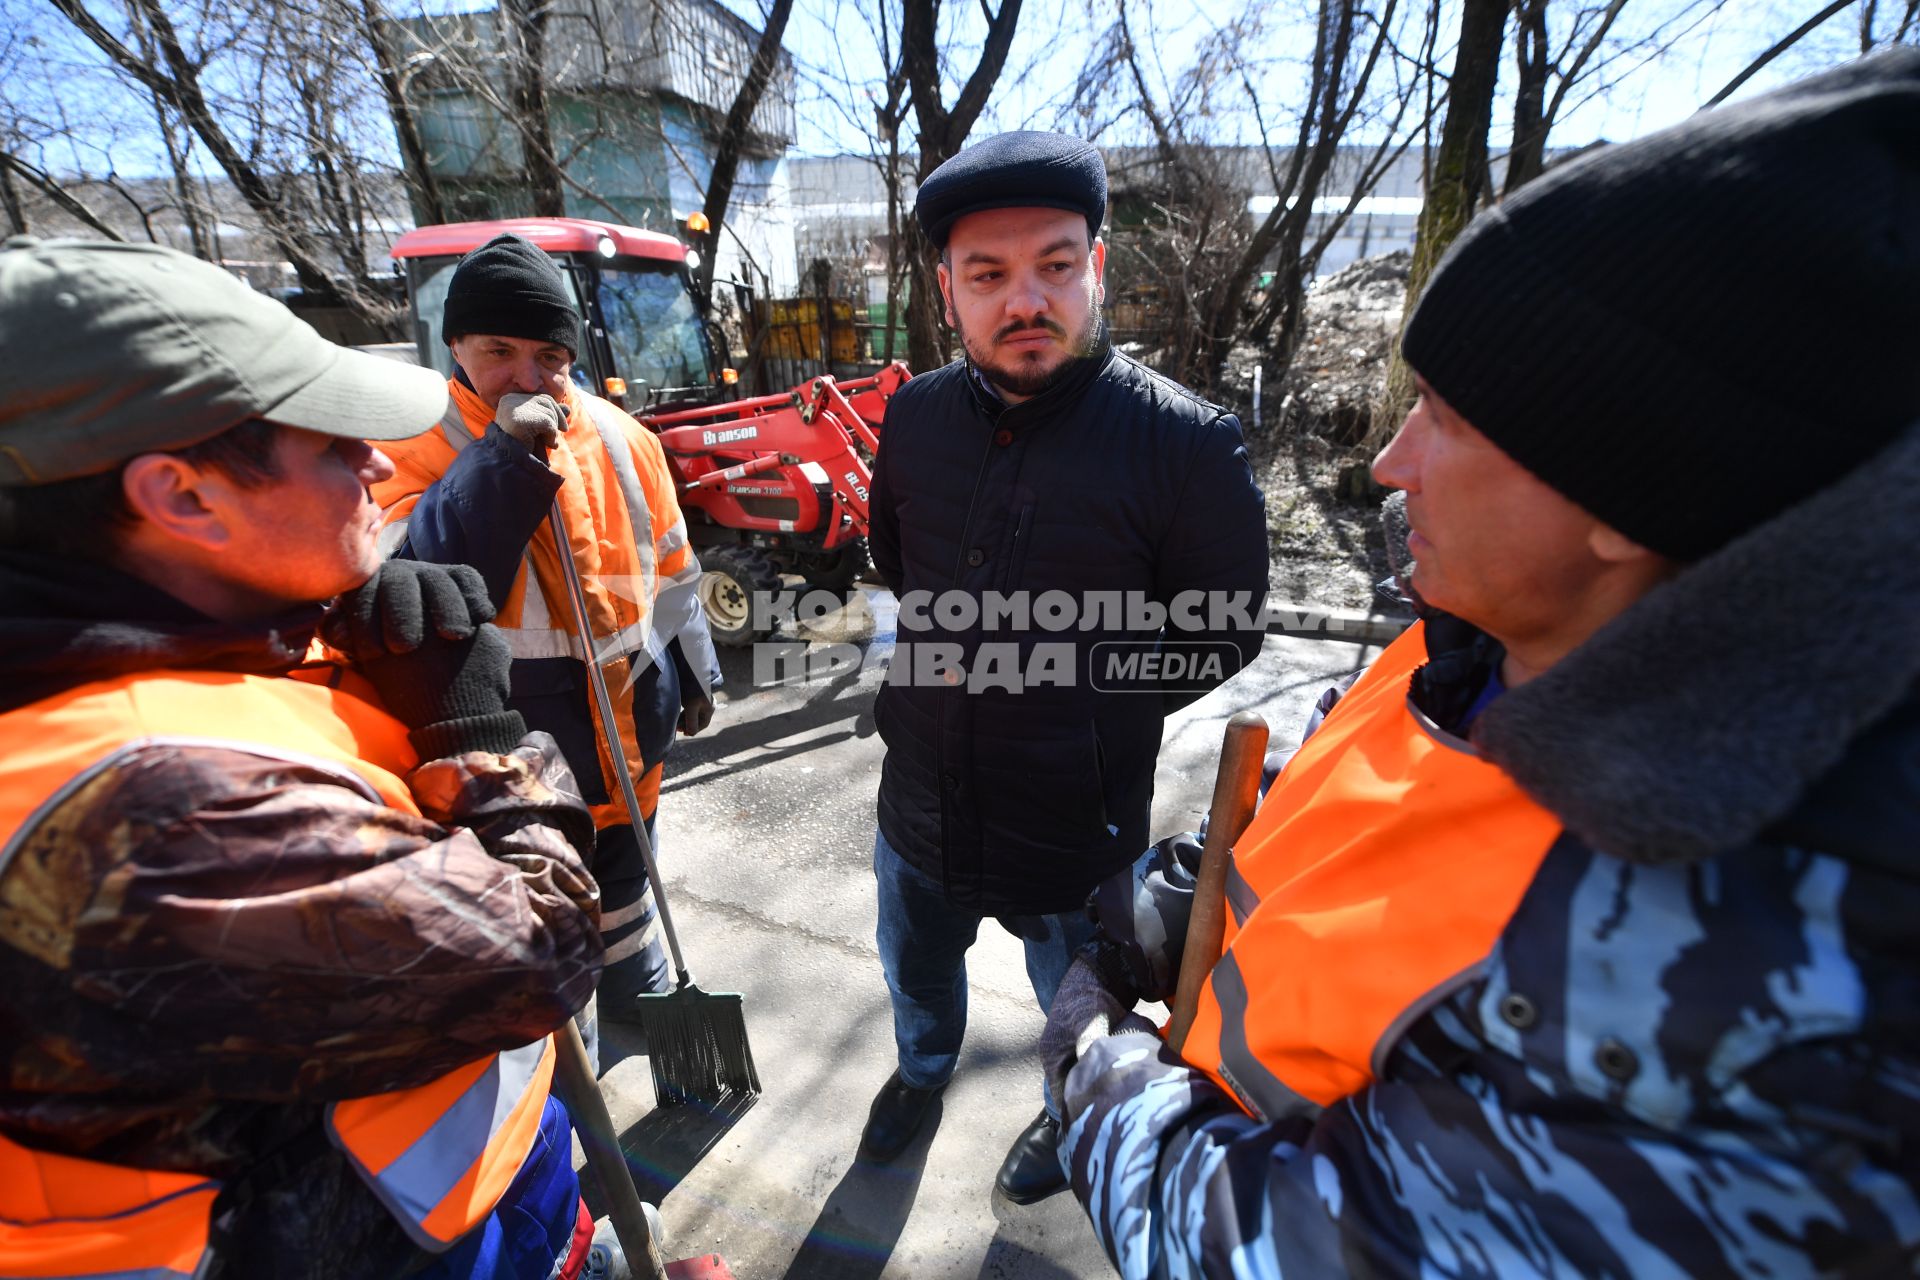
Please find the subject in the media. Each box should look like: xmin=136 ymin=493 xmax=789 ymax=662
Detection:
xmin=587 ymin=590 xmax=1384 ymax=1279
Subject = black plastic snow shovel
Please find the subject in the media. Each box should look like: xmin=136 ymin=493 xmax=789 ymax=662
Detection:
xmin=547 ymin=503 xmax=761 ymax=1108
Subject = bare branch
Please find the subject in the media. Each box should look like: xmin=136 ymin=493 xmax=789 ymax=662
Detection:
xmin=1703 ymin=0 xmax=1855 ymax=108
xmin=0 ymin=151 xmax=126 ymax=240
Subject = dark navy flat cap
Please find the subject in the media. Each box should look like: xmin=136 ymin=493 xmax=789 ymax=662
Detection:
xmin=915 ymin=131 xmax=1108 ymax=248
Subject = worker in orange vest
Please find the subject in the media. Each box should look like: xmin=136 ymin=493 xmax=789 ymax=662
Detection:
xmin=373 ymin=233 xmax=720 ymax=1027
xmin=0 ymin=240 xmax=618 ymax=1278
xmin=1042 ymin=52 xmax=1920 ymax=1276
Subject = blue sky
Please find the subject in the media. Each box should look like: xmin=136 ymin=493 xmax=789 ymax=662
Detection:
xmin=16 ymin=0 xmax=1896 ymax=179
xmin=751 ymin=0 xmax=1891 ymax=158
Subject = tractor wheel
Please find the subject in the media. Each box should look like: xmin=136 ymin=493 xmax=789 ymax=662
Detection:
xmin=698 ymin=546 xmax=783 ymax=646
xmin=800 ymin=537 xmax=871 ymax=597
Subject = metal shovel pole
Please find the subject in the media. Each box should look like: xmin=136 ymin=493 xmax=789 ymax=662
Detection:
xmin=544 ymin=502 xmax=671 ymax=1280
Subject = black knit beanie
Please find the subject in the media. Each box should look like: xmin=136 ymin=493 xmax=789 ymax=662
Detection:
xmin=1402 ymin=49 xmax=1920 ymax=562
xmin=442 ymin=233 xmax=580 ymax=356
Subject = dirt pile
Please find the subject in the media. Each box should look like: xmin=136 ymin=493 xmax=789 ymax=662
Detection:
xmin=1251 ymin=248 xmax=1408 ymax=450
xmin=1210 ymin=250 xmax=1410 ymax=613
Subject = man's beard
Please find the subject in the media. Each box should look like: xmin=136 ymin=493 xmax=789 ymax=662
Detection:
xmin=955 ymin=296 xmax=1103 ymax=398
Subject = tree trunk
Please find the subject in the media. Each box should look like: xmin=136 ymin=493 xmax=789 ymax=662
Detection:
xmin=1368 ymin=0 xmax=1506 ymax=454
xmin=900 ymin=0 xmax=1025 ymax=372
xmin=356 ymin=0 xmax=447 ymax=225
xmin=504 ymin=0 xmax=566 ymax=217
xmin=0 ymin=160 xmax=23 ymax=235
xmin=1505 ymin=0 xmax=1550 ymax=196
xmin=123 ymin=0 xmax=214 ymax=259
xmin=693 ymin=0 xmax=796 ymax=308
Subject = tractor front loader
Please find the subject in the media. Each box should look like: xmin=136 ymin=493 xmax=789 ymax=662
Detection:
xmin=646 ymin=362 xmax=910 ymax=644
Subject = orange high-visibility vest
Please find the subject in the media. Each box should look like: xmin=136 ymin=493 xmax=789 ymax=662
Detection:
xmin=0 ymin=669 xmax=557 ymax=1275
xmin=1180 ymin=623 xmax=1563 ymax=1121
xmin=374 ymin=381 xmax=713 ymax=828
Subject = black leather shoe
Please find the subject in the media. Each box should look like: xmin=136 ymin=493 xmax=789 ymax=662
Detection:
xmin=859 ymin=1071 xmax=945 ymax=1162
xmin=994 ymin=1110 xmax=1067 ymax=1204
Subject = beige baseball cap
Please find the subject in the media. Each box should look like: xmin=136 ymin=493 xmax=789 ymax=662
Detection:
xmin=0 ymin=236 xmax=450 ymax=485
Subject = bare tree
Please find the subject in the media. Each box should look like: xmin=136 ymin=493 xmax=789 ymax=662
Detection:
xmin=1367 ymin=0 xmax=1505 ymax=453
xmin=501 ymin=0 xmax=567 ymax=216
xmin=0 ymin=151 xmax=126 ymax=239
xmin=900 ymin=0 xmax=1026 ymax=371
xmin=1071 ymin=0 xmax=1427 ymax=396
xmin=693 ymin=0 xmax=797 ymax=308
xmin=46 ymin=0 xmax=403 ymax=327
xmin=1504 ymin=0 xmax=1630 ymax=194
xmin=787 ymin=0 xmax=914 ymax=359
xmin=350 ymin=0 xmax=448 ymax=225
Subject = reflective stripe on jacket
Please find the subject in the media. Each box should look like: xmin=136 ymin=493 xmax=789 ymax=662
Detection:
xmin=0 ymin=669 xmax=556 ymax=1271
xmin=374 ymin=381 xmax=713 ymax=826
xmin=1181 ymin=622 xmax=1562 ymax=1120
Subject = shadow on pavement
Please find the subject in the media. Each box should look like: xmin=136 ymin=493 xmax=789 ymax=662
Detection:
xmin=779 ymin=1100 xmax=942 ymax=1280
xmin=976 ymin=1225 xmax=1085 ymax=1279
xmin=661 ymin=659 xmax=877 ymax=794
xmin=580 ymin=1092 xmax=758 ymax=1214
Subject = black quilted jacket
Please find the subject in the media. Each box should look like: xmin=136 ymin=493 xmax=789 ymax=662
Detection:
xmin=869 ymin=338 xmax=1268 ymax=913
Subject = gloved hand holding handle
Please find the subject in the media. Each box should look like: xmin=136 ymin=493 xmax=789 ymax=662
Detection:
xmin=1087 ymin=830 xmax=1205 ymax=1005
xmin=495 ymin=392 xmax=569 ymax=454
xmin=322 ymin=559 xmax=527 ymax=760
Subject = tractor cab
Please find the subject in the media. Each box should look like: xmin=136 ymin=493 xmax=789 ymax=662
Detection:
xmin=389 ymin=217 xmax=732 ymax=412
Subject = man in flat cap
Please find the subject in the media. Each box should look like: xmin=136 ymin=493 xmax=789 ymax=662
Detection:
xmin=373 ymin=233 xmax=721 ymax=1033
xmin=0 ymin=239 xmax=621 ymax=1276
xmin=860 ymin=130 xmax=1269 ymax=1202
xmin=1042 ymin=50 xmax=1920 ymax=1275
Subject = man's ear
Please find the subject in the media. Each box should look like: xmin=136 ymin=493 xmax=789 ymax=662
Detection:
xmin=121 ymin=454 xmax=230 ymax=553
xmin=936 ymin=258 xmax=956 ymax=328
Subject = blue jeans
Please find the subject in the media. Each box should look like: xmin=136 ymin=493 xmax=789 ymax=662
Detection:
xmin=873 ymin=829 xmax=1100 ymax=1119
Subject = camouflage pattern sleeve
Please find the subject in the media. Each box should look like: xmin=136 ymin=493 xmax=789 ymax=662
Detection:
xmin=1059 ymin=839 xmax=1920 ymax=1278
xmin=0 ymin=731 xmax=604 ymax=1126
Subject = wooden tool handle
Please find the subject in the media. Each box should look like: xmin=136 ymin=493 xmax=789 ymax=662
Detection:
xmin=552 ymin=1020 xmax=666 ymax=1280
xmin=1166 ymin=711 xmax=1270 ymax=1054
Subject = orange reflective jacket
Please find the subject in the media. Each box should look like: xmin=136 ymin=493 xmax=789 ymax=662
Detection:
xmin=1180 ymin=623 xmax=1562 ymax=1121
xmin=374 ymin=381 xmax=710 ymax=827
xmin=0 ymin=669 xmax=556 ymax=1274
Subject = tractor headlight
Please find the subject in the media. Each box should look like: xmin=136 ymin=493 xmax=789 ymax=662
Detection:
xmin=596 ymin=236 xmax=617 ymax=259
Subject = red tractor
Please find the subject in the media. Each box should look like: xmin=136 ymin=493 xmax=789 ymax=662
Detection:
xmin=387 ymin=216 xmax=908 ymax=644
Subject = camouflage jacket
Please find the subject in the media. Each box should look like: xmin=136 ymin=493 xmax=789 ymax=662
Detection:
xmin=0 ymin=552 xmax=604 ymax=1278
xmin=1059 ymin=423 xmax=1920 ymax=1277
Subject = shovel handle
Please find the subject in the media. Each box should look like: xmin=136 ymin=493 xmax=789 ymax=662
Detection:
xmin=552 ymin=1020 xmax=666 ymax=1280
xmin=1166 ymin=711 xmax=1270 ymax=1053
xmin=545 ymin=503 xmax=692 ymax=984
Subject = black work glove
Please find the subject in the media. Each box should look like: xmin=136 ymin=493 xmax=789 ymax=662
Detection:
xmin=322 ymin=559 xmax=527 ymax=760
xmin=1041 ymin=939 xmax=1156 ymax=1115
xmin=1086 ymin=831 xmax=1205 ymax=1004
xmin=679 ymin=693 xmax=714 ymax=736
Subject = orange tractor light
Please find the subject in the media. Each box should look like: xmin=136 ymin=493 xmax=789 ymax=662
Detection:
xmin=685 ymin=211 xmax=711 ymax=235
xmin=720 ymin=367 xmax=739 ymax=385
xmin=604 ymin=377 xmax=628 ymax=398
